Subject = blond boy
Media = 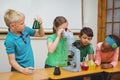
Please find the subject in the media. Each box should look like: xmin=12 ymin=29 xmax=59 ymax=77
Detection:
xmin=4 ymin=9 xmax=44 ymax=74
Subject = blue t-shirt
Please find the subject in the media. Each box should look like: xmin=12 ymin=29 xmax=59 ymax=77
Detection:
xmin=4 ymin=26 xmax=35 ymax=68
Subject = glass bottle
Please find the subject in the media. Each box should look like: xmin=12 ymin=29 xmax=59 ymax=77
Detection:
xmin=81 ymin=57 xmax=89 ymax=70
xmin=32 ymin=20 xmax=40 ymax=29
xmin=53 ymin=62 xmax=61 ymax=75
xmin=88 ymin=59 xmax=96 ymax=70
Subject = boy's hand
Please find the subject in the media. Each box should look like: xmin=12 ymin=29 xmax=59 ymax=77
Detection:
xmin=101 ymin=63 xmax=113 ymax=69
xmin=28 ymin=67 xmax=34 ymax=70
xmin=34 ymin=17 xmax=42 ymax=25
xmin=33 ymin=17 xmax=45 ymax=37
xmin=22 ymin=67 xmax=34 ymax=74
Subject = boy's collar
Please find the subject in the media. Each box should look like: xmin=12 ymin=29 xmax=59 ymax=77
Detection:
xmin=8 ymin=28 xmax=21 ymax=39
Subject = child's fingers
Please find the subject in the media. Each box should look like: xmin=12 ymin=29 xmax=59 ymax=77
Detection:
xmin=27 ymin=67 xmax=34 ymax=70
xmin=67 ymin=28 xmax=72 ymax=32
xmin=33 ymin=17 xmax=42 ymax=24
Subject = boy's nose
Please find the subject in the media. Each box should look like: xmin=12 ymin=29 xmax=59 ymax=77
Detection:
xmin=85 ymin=39 xmax=89 ymax=42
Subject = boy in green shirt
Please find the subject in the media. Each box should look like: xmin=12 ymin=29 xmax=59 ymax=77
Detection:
xmin=74 ymin=27 xmax=94 ymax=80
xmin=75 ymin=27 xmax=94 ymax=62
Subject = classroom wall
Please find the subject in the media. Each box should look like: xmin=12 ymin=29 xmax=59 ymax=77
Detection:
xmin=0 ymin=0 xmax=82 ymax=31
xmin=0 ymin=40 xmax=10 ymax=72
xmin=83 ymin=0 xmax=98 ymax=50
xmin=0 ymin=0 xmax=98 ymax=72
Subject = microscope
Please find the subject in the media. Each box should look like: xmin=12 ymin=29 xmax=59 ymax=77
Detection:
xmin=62 ymin=29 xmax=81 ymax=72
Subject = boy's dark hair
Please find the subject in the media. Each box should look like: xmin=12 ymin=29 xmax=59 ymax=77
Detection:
xmin=79 ymin=27 xmax=93 ymax=37
xmin=108 ymin=34 xmax=120 ymax=46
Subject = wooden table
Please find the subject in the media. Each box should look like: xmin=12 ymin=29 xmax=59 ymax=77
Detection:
xmin=0 ymin=67 xmax=103 ymax=80
xmin=0 ymin=69 xmax=48 ymax=80
xmin=46 ymin=67 xmax=103 ymax=80
xmin=103 ymin=62 xmax=120 ymax=73
xmin=1 ymin=62 xmax=120 ymax=80
xmin=101 ymin=61 xmax=120 ymax=80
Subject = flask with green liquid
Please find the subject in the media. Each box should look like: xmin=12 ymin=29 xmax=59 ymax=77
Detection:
xmin=32 ymin=20 xmax=40 ymax=29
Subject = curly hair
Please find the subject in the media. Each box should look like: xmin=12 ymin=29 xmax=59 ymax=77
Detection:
xmin=79 ymin=27 xmax=94 ymax=37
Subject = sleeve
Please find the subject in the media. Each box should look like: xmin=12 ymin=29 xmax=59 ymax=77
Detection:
xmin=95 ymin=44 xmax=101 ymax=66
xmin=4 ymin=40 xmax=15 ymax=54
xmin=88 ymin=44 xmax=94 ymax=54
xmin=110 ymin=48 xmax=119 ymax=67
xmin=25 ymin=26 xmax=36 ymax=36
xmin=47 ymin=35 xmax=54 ymax=43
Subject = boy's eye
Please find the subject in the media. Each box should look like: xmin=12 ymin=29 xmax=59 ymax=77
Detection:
xmin=21 ymin=22 xmax=24 ymax=24
xmin=88 ymin=38 xmax=92 ymax=40
xmin=83 ymin=37 xmax=87 ymax=39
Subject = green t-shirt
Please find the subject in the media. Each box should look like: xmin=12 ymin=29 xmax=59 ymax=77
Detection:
xmin=45 ymin=34 xmax=68 ymax=67
xmin=75 ymin=40 xmax=94 ymax=62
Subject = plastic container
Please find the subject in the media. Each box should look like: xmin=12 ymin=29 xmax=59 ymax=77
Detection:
xmin=88 ymin=60 xmax=96 ymax=70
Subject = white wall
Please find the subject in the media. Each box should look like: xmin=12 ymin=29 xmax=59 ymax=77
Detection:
xmin=0 ymin=40 xmax=10 ymax=72
xmin=83 ymin=0 xmax=98 ymax=50
xmin=0 ymin=0 xmax=82 ymax=31
xmin=31 ymin=39 xmax=48 ymax=69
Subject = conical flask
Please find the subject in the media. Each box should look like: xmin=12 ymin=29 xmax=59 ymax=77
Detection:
xmin=53 ymin=66 xmax=61 ymax=75
xmin=32 ymin=20 xmax=40 ymax=29
xmin=53 ymin=62 xmax=61 ymax=75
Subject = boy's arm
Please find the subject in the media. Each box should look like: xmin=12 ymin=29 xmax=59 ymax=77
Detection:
xmin=88 ymin=54 xmax=94 ymax=61
xmin=34 ymin=18 xmax=45 ymax=37
xmin=88 ymin=45 xmax=94 ymax=60
xmin=34 ymin=24 xmax=45 ymax=37
xmin=8 ymin=54 xmax=34 ymax=74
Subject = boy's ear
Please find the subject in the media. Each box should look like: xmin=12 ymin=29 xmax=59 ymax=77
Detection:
xmin=10 ymin=23 xmax=15 ymax=28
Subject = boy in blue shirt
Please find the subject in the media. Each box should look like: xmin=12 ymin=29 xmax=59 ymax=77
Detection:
xmin=4 ymin=9 xmax=44 ymax=74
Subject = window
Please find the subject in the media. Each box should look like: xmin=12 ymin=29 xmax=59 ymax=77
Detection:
xmin=98 ymin=0 xmax=120 ymax=42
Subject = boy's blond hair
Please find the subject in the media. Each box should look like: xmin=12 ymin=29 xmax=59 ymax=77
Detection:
xmin=4 ymin=9 xmax=25 ymax=27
